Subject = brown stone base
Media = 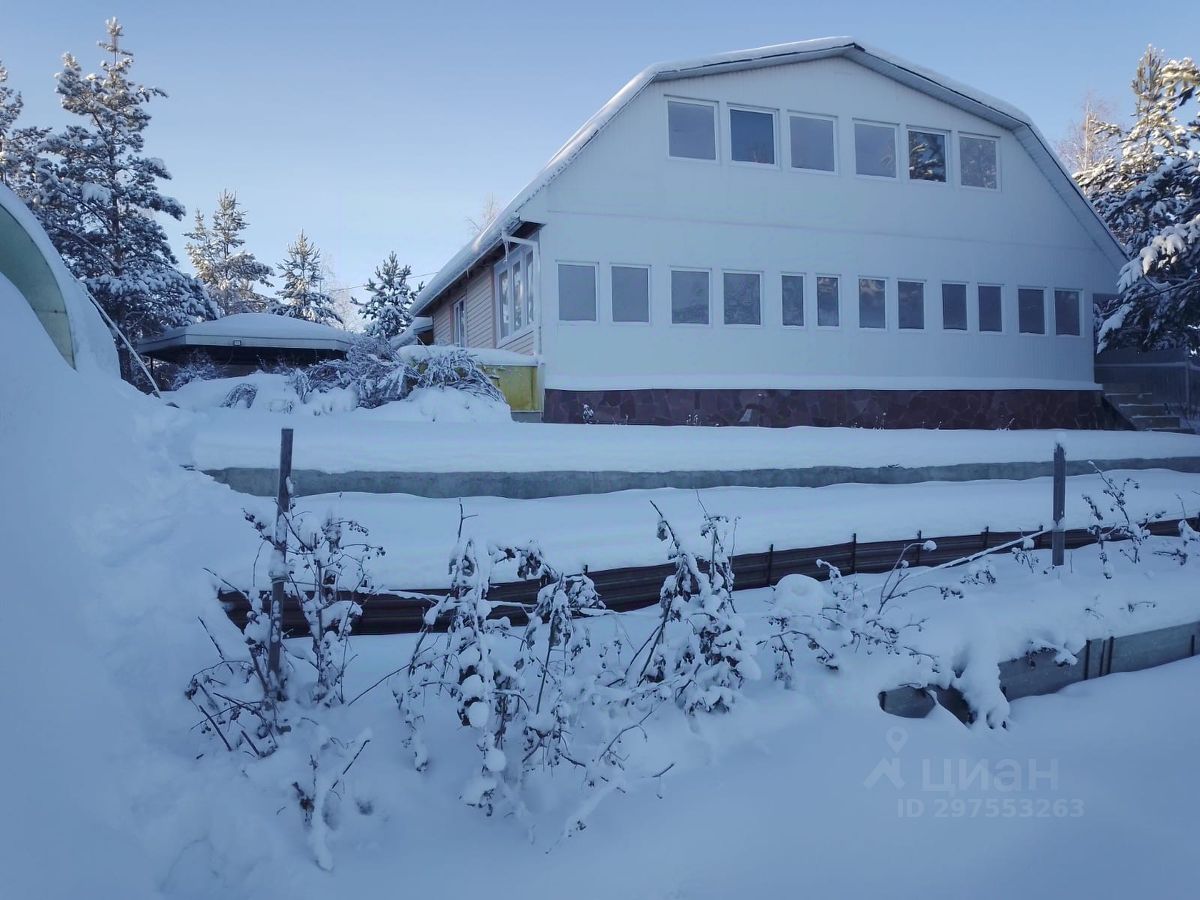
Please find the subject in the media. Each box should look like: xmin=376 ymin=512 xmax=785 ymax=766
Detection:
xmin=543 ymin=387 xmax=1129 ymax=430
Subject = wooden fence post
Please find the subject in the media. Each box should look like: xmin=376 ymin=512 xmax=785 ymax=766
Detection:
xmin=1052 ymin=443 xmax=1066 ymax=568
xmin=267 ymin=427 xmax=294 ymax=701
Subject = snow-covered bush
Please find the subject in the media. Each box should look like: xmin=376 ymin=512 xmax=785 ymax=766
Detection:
xmin=641 ymin=505 xmax=759 ymax=714
xmin=188 ymin=505 xmax=381 ymax=868
xmin=168 ymin=350 xmax=221 ymax=389
xmin=302 ymin=337 xmax=503 ymax=410
xmin=1082 ymin=465 xmax=1159 ymax=577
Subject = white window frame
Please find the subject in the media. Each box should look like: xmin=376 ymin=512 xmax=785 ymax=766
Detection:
xmin=781 ymin=272 xmax=807 ymax=327
xmin=853 ymin=120 xmax=900 ymax=180
xmin=494 ymin=247 xmax=537 ymax=343
xmin=857 ymin=276 xmax=889 ymax=330
xmin=940 ymin=281 xmax=969 ymax=332
xmin=669 ymin=267 xmax=712 ymax=327
xmin=815 ymin=274 xmax=842 ymax=329
xmin=905 ymin=126 xmax=951 ymax=185
xmin=977 ymin=283 xmax=1005 ymax=334
xmin=721 ymin=269 xmax=764 ymax=327
xmin=452 ymin=297 xmax=466 ymax=347
xmin=555 ymin=260 xmax=599 ymax=325
xmin=610 ymin=263 xmax=652 ymax=326
xmin=1054 ymin=287 xmax=1084 ymax=337
xmin=727 ymin=104 xmax=779 ymax=168
xmin=666 ymin=96 xmax=720 ymax=164
xmin=786 ymin=112 xmax=838 ymax=175
xmin=959 ymin=133 xmax=1001 ymax=191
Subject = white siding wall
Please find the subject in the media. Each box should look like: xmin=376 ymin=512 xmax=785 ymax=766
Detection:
xmin=530 ymin=56 xmax=1115 ymax=390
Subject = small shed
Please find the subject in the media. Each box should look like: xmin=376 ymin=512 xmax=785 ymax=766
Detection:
xmin=137 ymin=313 xmax=354 ymax=376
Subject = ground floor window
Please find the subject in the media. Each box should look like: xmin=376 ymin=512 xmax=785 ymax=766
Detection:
xmin=817 ymin=275 xmax=840 ymax=326
xmin=898 ymin=280 xmax=925 ymax=329
xmin=978 ymin=284 xmax=1003 ymax=332
xmin=671 ymin=269 xmax=710 ymax=324
xmin=558 ymin=262 xmax=597 ymax=322
xmin=611 ymin=265 xmax=650 ymax=323
xmin=858 ymin=277 xmax=886 ymax=328
xmin=1018 ymin=287 xmax=1045 ymax=334
xmin=782 ymin=274 xmax=805 ymax=325
xmin=723 ymin=271 xmax=761 ymax=325
xmin=453 ymin=298 xmax=466 ymax=346
xmin=1054 ymin=289 xmax=1081 ymax=336
xmin=941 ymin=283 xmax=967 ymax=330
xmin=495 ymin=246 xmax=537 ymax=340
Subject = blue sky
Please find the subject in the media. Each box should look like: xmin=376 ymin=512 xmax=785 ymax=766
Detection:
xmin=3 ymin=0 xmax=1196 ymax=296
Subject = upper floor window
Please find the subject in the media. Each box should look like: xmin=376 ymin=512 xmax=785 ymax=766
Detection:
xmin=667 ymin=99 xmax=717 ymax=161
xmin=1018 ymin=287 xmax=1045 ymax=334
xmin=671 ymin=269 xmax=710 ymax=324
xmin=908 ymin=129 xmax=947 ymax=182
xmin=789 ymin=114 xmax=836 ymax=172
xmin=854 ymin=122 xmax=897 ymax=178
xmin=723 ymin=271 xmax=762 ymax=324
xmin=858 ymin=277 xmax=886 ymax=328
xmin=611 ymin=265 xmax=650 ymax=323
xmin=960 ymin=135 xmax=998 ymax=189
xmin=1054 ymin=289 xmax=1081 ymax=336
xmin=495 ymin=248 xmax=535 ymax=340
xmin=730 ymin=108 xmax=775 ymax=164
xmin=558 ymin=262 xmax=597 ymax=322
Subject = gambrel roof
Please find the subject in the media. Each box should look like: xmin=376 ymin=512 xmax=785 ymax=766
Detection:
xmin=413 ymin=37 xmax=1125 ymax=316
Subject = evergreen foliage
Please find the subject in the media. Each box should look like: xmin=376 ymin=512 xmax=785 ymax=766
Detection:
xmin=185 ymin=191 xmax=273 ymax=314
xmin=358 ymin=251 xmax=419 ymax=340
xmin=272 ymin=231 xmax=343 ymax=326
xmin=33 ymin=19 xmax=213 ymax=367
xmin=1076 ymin=48 xmax=1200 ymax=350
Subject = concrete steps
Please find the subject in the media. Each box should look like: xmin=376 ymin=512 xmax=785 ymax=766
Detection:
xmin=1102 ymin=382 xmax=1191 ymax=434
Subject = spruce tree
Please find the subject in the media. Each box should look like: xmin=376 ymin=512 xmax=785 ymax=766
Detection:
xmin=1078 ymin=48 xmax=1200 ymax=350
xmin=358 ymin=251 xmax=418 ymax=340
xmin=34 ymin=19 xmax=212 ymax=374
xmin=185 ymin=191 xmax=273 ymax=315
xmin=272 ymin=231 xmax=342 ymax=325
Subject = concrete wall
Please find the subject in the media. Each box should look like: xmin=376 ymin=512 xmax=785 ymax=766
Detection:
xmin=529 ymin=56 xmax=1117 ymax=392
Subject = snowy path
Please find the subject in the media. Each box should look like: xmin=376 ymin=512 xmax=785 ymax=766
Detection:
xmin=181 ymin=410 xmax=1200 ymax=474
xmin=281 ymin=468 xmax=1200 ymax=587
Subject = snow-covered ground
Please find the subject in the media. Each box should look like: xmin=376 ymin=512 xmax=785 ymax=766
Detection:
xmin=180 ymin=410 xmax=1200 ymax=474
xmin=264 ymin=471 xmax=1200 ymax=588
xmin=5 ymin=292 xmax=1199 ymax=899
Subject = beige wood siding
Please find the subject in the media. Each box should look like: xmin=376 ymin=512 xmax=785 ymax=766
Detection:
xmin=463 ymin=267 xmax=496 ymax=348
xmin=431 ymin=298 xmax=454 ymax=344
xmin=499 ymin=329 xmax=536 ymax=356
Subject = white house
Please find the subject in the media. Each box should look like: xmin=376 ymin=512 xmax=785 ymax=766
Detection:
xmin=412 ymin=38 xmax=1127 ymax=429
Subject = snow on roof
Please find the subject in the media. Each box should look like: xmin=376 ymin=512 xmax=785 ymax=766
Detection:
xmin=137 ymin=312 xmax=355 ymax=353
xmin=413 ymin=38 xmax=1125 ymax=315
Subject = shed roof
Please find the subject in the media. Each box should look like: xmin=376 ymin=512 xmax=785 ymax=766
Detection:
xmin=412 ymin=37 xmax=1125 ymax=316
xmin=137 ymin=312 xmax=355 ymax=356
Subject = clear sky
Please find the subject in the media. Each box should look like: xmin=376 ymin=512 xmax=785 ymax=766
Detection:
xmin=3 ymin=0 xmax=1196 ymax=296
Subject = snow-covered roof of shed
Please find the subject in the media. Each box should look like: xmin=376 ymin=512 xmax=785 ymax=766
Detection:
xmin=137 ymin=312 xmax=355 ymax=354
xmin=413 ymin=37 xmax=1125 ymax=315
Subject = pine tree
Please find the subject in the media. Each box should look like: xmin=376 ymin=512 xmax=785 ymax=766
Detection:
xmin=185 ymin=191 xmax=273 ymax=315
xmin=0 ymin=61 xmax=48 ymax=200
xmin=34 ymin=19 xmax=213 ymax=374
xmin=272 ymin=231 xmax=343 ymax=325
xmin=358 ymin=251 xmax=418 ymax=339
xmin=1078 ymin=48 xmax=1200 ymax=350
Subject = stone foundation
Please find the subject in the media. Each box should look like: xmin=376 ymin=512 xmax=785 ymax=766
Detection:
xmin=543 ymin=387 xmax=1128 ymax=430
